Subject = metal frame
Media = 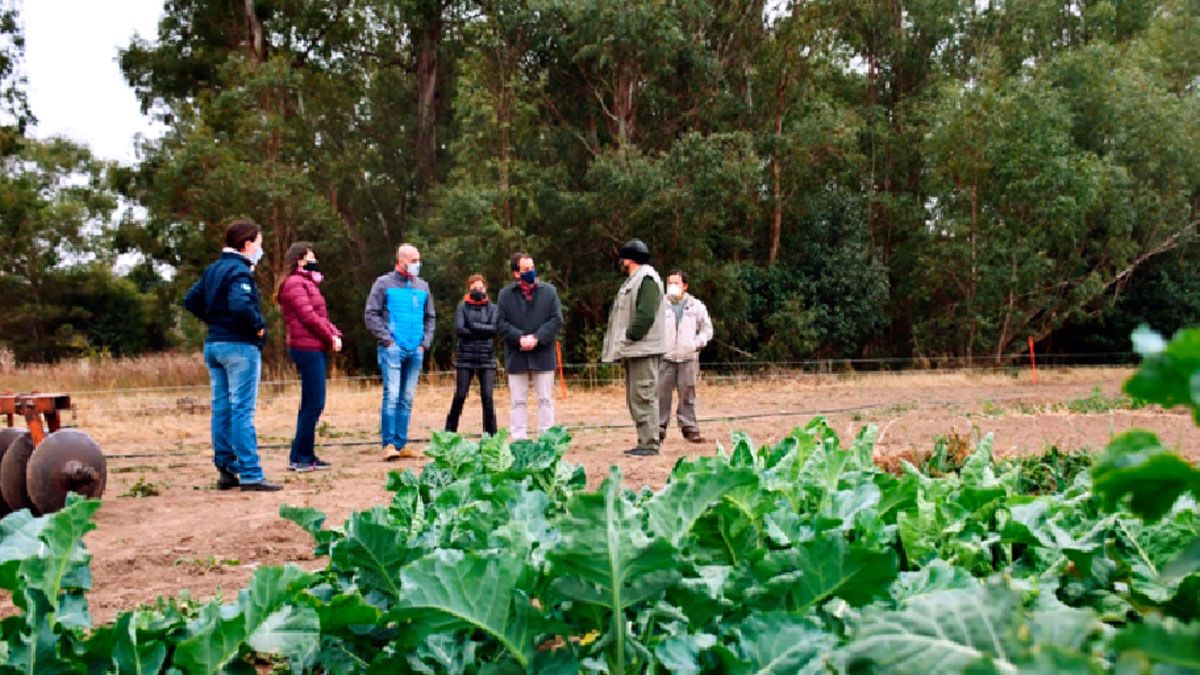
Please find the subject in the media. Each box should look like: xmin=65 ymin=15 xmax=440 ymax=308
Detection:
xmin=0 ymin=393 xmax=71 ymax=446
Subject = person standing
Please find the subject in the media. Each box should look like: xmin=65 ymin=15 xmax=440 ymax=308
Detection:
xmin=445 ymin=275 xmax=499 ymax=435
xmin=183 ymin=219 xmax=282 ymax=491
xmin=496 ymin=252 xmax=563 ymax=439
xmin=364 ymin=243 xmax=436 ymax=460
xmin=277 ymin=242 xmax=343 ymax=472
xmin=601 ymin=239 xmax=666 ymax=457
xmin=659 ymin=270 xmax=712 ymax=444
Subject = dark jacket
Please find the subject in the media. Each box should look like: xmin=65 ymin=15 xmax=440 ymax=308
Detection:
xmin=278 ymin=270 xmax=341 ymax=351
xmin=183 ymin=251 xmax=266 ymax=346
xmin=454 ymin=299 xmax=498 ymax=370
xmin=496 ymin=282 xmax=563 ymax=373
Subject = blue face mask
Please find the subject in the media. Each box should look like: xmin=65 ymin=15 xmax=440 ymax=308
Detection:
xmin=520 ymin=268 xmax=537 ymax=284
xmin=249 ymin=245 xmax=264 ymax=266
xmin=406 ymin=262 xmax=421 ymax=277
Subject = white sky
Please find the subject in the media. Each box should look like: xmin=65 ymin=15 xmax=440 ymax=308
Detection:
xmin=22 ymin=0 xmax=166 ymax=164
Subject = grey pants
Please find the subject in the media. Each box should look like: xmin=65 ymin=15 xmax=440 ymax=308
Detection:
xmin=624 ymin=356 xmax=662 ymax=450
xmin=659 ymin=359 xmax=699 ymax=434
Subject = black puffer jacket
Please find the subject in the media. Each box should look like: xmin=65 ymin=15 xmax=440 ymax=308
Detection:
xmin=454 ymin=300 xmax=498 ymax=369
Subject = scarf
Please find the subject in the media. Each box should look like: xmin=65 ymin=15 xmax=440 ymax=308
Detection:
xmin=464 ymin=293 xmax=490 ymax=306
xmin=519 ymin=280 xmax=537 ymax=302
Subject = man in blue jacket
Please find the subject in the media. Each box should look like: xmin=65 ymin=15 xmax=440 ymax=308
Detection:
xmin=364 ymin=243 xmax=437 ymax=460
xmin=183 ymin=219 xmax=282 ymax=491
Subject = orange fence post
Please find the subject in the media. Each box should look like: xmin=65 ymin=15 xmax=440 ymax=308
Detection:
xmin=556 ymin=341 xmax=568 ymax=399
xmin=1028 ymin=336 xmax=1039 ymax=384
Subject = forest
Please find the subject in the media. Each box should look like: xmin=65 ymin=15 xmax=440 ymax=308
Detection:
xmin=1 ymin=0 xmax=1198 ymax=370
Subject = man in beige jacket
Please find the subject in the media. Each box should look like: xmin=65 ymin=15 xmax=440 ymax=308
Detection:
xmin=659 ymin=270 xmax=713 ymax=443
xmin=601 ymin=239 xmax=666 ymax=457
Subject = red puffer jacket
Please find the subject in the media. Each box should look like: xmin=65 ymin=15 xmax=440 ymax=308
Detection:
xmin=278 ymin=271 xmax=341 ymax=351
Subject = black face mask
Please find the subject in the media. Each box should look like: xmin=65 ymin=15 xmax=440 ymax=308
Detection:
xmin=469 ymin=290 xmax=487 ymax=302
xmin=303 ymin=261 xmax=320 ymax=273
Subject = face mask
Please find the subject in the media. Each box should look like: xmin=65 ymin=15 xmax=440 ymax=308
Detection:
xmin=406 ymin=262 xmax=421 ymax=277
xmin=470 ymin=290 xmax=487 ymax=302
xmin=303 ymin=261 xmax=320 ymax=273
xmin=248 ymin=245 xmax=264 ymax=266
xmin=667 ymin=284 xmax=683 ymax=299
xmin=520 ymin=268 xmax=537 ymax=284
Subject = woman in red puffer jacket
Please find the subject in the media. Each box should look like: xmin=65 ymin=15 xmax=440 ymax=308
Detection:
xmin=276 ymin=242 xmax=342 ymax=472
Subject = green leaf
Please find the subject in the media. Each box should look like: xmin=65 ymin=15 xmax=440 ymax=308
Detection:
xmin=1111 ymin=617 xmax=1200 ymax=670
xmin=846 ymin=584 xmax=1099 ymax=674
xmin=397 ymin=549 xmax=533 ymax=668
xmin=1123 ymin=327 xmax=1200 ymax=423
xmin=425 ymin=432 xmax=480 ymax=477
xmin=655 ymin=632 xmax=716 ymax=674
xmin=172 ymin=602 xmax=247 ymax=673
xmin=646 ymin=462 xmax=758 ymax=547
xmin=112 ymin=611 xmax=168 ymax=675
xmin=1092 ymin=430 xmax=1200 ymax=521
xmin=481 ymin=431 xmax=515 ymax=473
xmin=549 ymin=468 xmax=680 ymax=675
xmin=745 ymin=535 xmax=897 ymax=611
xmin=330 ymin=508 xmax=408 ymax=605
xmin=721 ymin=612 xmax=835 ymax=675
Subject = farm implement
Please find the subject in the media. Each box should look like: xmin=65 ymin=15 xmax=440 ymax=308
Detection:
xmin=0 ymin=392 xmax=106 ymax=515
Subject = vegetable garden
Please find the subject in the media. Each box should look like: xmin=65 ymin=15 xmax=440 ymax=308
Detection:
xmin=2 ymin=330 xmax=1199 ymax=673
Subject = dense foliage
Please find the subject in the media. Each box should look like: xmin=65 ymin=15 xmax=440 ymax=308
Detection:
xmin=1 ymin=327 xmax=1199 ymax=672
xmin=2 ymin=0 xmax=1199 ymax=365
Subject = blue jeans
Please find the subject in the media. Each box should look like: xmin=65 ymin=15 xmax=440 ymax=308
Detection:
xmin=289 ymin=348 xmax=327 ymax=464
xmin=204 ymin=342 xmax=265 ymax=483
xmin=378 ymin=345 xmax=423 ymax=448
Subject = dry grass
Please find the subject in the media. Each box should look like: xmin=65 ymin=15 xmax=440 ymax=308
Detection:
xmin=1 ymin=349 xmax=1136 ymax=395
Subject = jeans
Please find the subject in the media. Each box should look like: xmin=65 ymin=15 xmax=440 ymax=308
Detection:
xmin=289 ymin=348 xmax=327 ymax=464
xmin=378 ymin=344 xmax=423 ymax=448
xmin=507 ymin=371 xmax=555 ymax=439
xmin=204 ymin=342 xmax=265 ymax=483
xmin=445 ymin=368 xmax=497 ymax=435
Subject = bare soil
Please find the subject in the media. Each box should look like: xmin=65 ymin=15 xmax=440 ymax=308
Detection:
xmin=8 ymin=368 xmax=1200 ymax=623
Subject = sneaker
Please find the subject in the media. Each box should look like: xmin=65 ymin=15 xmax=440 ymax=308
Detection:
xmin=288 ymin=462 xmax=316 ymax=473
xmin=311 ymin=458 xmax=332 ymax=470
xmin=216 ymin=466 xmax=239 ymax=490
xmin=623 ymin=447 xmax=660 ymax=457
xmin=384 ymin=447 xmax=403 ymax=462
xmin=240 ymin=479 xmax=284 ymax=492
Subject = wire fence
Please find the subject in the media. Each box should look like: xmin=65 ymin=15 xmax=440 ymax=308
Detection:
xmin=58 ymin=351 xmax=1140 ymax=398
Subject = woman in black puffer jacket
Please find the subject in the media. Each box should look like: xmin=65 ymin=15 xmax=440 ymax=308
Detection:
xmin=445 ymin=274 xmax=499 ymax=435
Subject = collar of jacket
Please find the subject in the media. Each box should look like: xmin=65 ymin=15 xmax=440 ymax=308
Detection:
xmin=220 ymin=250 xmax=251 ymax=267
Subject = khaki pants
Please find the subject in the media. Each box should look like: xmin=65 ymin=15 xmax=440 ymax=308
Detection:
xmin=508 ymin=371 xmax=555 ymax=439
xmin=624 ymin=356 xmax=661 ymax=450
xmin=659 ymin=359 xmax=699 ymax=434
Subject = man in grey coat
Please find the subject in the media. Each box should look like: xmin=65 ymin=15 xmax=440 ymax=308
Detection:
xmin=601 ymin=239 xmax=666 ymax=457
xmin=496 ymin=252 xmax=563 ymax=439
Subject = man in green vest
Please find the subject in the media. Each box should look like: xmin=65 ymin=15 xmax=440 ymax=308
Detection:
xmin=602 ymin=239 xmax=667 ymax=457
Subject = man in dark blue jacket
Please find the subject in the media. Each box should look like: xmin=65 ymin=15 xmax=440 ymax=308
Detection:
xmin=183 ymin=220 xmax=282 ymax=492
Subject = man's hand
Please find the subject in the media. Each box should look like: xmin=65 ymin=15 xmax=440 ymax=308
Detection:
xmin=332 ymin=336 xmax=343 ymax=352
xmin=519 ymin=335 xmax=537 ymax=351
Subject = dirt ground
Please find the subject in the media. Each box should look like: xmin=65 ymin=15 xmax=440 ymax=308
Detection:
xmin=8 ymin=367 xmax=1200 ymax=623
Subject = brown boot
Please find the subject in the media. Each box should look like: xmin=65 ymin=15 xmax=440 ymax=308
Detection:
xmin=396 ymin=446 xmax=423 ymax=459
xmin=684 ymin=430 xmax=705 ymax=444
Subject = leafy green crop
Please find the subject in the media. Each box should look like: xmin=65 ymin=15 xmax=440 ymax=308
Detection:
xmin=2 ymin=330 xmax=1200 ymax=673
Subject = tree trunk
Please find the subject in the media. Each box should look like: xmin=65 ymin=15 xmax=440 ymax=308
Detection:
xmin=415 ymin=13 xmax=443 ymax=199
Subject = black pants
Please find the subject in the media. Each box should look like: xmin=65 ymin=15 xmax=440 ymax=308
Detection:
xmin=445 ymin=367 xmax=497 ymax=435
xmin=288 ymin=348 xmax=326 ymax=464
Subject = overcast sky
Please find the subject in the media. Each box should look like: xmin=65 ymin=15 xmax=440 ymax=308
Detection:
xmin=23 ymin=0 xmax=165 ymax=164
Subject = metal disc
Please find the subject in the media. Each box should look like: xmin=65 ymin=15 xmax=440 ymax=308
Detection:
xmin=0 ymin=433 xmax=36 ymax=515
xmin=26 ymin=429 xmax=107 ymax=514
xmin=0 ymin=428 xmax=22 ymax=515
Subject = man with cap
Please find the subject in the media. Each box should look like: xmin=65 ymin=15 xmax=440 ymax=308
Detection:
xmin=601 ymin=239 xmax=667 ymax=456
